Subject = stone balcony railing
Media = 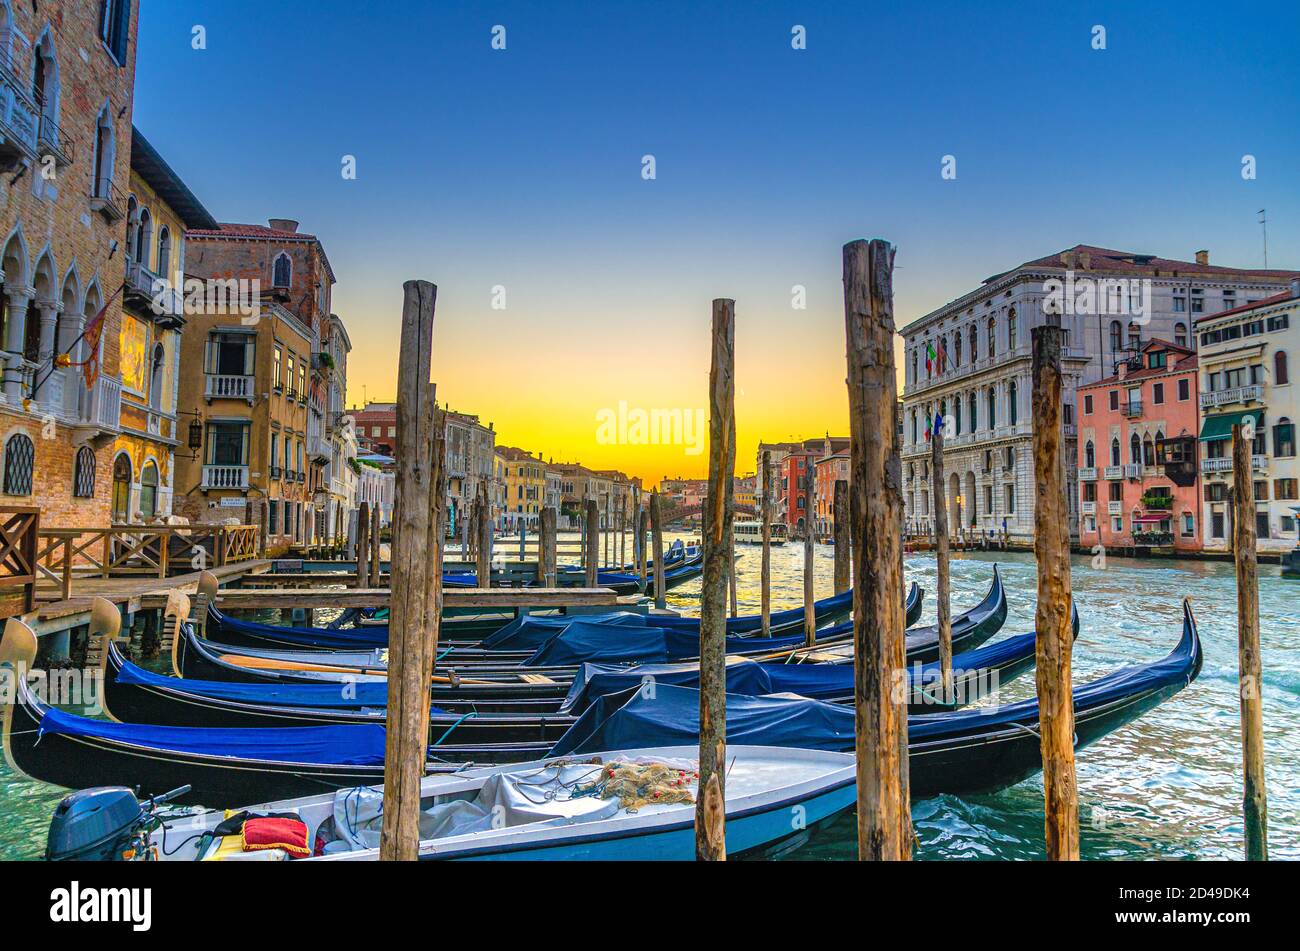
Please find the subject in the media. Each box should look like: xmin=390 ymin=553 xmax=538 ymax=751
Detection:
xmin=0 ymin=62 xmax=38 ymax=167
xmin=1200 ymin=385 xmax=1264 ymax=409
xmin=202 ymin=465 xmax=249 ymax=490
xmin=1201 ymin=456 xmax=1268 ymax=473
xmin=205 ymin=373 xmax=255 ymax=402
xmin=1103 ymin=465 xmax=1122 ymax=480
xmin=1078 ymin=467 xmax=1098 ymax=481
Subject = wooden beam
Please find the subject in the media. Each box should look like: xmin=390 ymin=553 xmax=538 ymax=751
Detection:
xmin=696 ymin=297 xmax=734 ymax=861
xmin=1232 ymin=422 xmax=1268 ymax=860
xmin=381 ymin=279 xmax=440 ymax=862
xmin=930 ymin=428 xmax=952 ymax=702
xmin=761 ymin=450 xmax=773 ymax=637
xmin=843 ymin=238 xmax=908 ymax=861
xmin=1031 ymin=321 xmax=1079 ymax=861
xmin=833 ymin=478 xmax=850 ymax=595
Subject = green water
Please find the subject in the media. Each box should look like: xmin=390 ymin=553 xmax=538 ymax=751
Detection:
xmin=2 ymin=534 xmax=1296 ymax=860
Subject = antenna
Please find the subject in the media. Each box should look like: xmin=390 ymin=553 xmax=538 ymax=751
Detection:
xmin=1259 ymin=208 xmax=1268 ymax=268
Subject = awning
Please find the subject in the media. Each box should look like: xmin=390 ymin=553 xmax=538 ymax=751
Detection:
xmin=1199 ymin=410 xmax=1265 ymax=442
xmin=1133 ymin=514 xmax=1170 ymax=524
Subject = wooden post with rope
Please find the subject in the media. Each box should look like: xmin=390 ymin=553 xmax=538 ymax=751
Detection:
xmin=1031 ymin=319 xmax=1079 ymax=861
xmin=697 ymin=297 xmax=735 ymax=861
xmin=1232 ymin=421 xmax=1268 ymax=860
xmin=380 ymin=279 xmax=441 ymax=861
xmin=843 ymin=238 xmax=909 ymax=861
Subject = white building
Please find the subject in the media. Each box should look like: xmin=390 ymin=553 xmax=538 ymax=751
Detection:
xmin=900 ymin=246 xmax=1298 ymax=542
xmin=356 ymin=458 xmax=395 ymax=527
xmin=1195 ymin=281 xmax=1300 ymax=552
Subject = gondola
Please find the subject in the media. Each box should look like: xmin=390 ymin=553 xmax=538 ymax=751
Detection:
xmin=101 ymin=615 xmax=1047 ymax=733
xmin=551 ymin=599 xmax=1203 ymax=798
xmin=5 ymin=604 xmax=1196 ymax=807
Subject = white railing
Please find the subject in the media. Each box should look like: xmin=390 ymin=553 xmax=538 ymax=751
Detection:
xmin=1063 ymin=423 xmax=1077 ymax=438
xmin=1108 ymin=501 xmax=1122 ymax=514
xmin=1103 ymin=466 xmax=1122 ymax=479
xmin=0 ymin=65 xmax=38 ymax=158
xmin=86 ymin=375 xmax=122 ymax=431
xmin=1078 ymin=467 xmax=1098 ymax=481
xmin=1124 ymin=463 xmax=1143 ymax=478
xmin=1081 ymin=501 xmax=1096 ymax=515
xmin=202 ymin=465 xmax=249 ymax=489
xmin=205 ymin=374 xmax=255 ymax=400
xmin=1200 ymin=385 xmax=1263 ymax=409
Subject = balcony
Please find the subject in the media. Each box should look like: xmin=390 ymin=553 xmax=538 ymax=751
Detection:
xmin=1063 ymin=423 xmax=1077 ymax=438
xmin=70 ymin=375 xmax=122 ymax=447
xmin=1201 ymin=456 xmax=1269 ymax=473
xmin=1200 ymin=385 xmax=1263 ymax=409
xmin=1121 ymin=401 xmax=1144 ymax=418
xmin=145 ymin=408 xmax=176 ymax=442
xmin=1123 ymin=463 xmax=1142 ymax=479
xmin=205 ymin=373 xmax=255 ymax=403
xmin=36 ymin=107 xmax=73 ymax=168
xmin=125 ymin=260 xmax=184 ymax=324
xmin=1108 ymin=501 xmax=1122 ymax=515
xmin=89 ymin=175 xmax=126 ymax=223
xmin=1103 ymin=466 xmax=1122 ymax=480
xmin=1081 ymin=501 xmax=1097 ymax=515
xmin=270 ymin=465 xmax=282 ymax=480
xmin=202 ymin=465 xmax=250 ymax=490
xmin=0 ymin=65 xmax=38 ymax=170
xmin=1078 ymin=467 xmax=1098 ymax=481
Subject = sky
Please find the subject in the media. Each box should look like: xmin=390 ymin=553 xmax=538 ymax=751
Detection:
xmin=133 ymin=0 xmax=1300 ymax=487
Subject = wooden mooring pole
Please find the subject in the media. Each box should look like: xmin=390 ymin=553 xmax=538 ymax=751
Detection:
xmin=930 ymin=429 xmax=952 ymax=702
xmin=650 ymin=491 xmax=665 ymax=609
xmin=540 ymin=506 xmax=557 ymax=588
xmin=380 ymin=279 xmax=441 ymax=862
xmin=356 ymin=500 xmax=371 ymax=588
xmin=843 ymin=238 xmax=909 ymax=861
xmin=1031 ymin=320 xmax=1079 ymax=861
xmin=833 ymin=478 xmax=850 ymax=595
xmin=761 ymin=450 xmax=773 ymax=638
xmin=1231 ymin=422 xmax=1268 ymax=860
xmin=370 ymin=504 xmax=382 ymax=585
xmin=636 ymin=495 xmax=648 ymax=590
xmin=697 ymin=297 xmax=735 ymax=861
xmin=584 ymin=498 xmax=599 ymax=587
xmin=803 ymin=464 xmax=816 ymax=646
xmin=476 ymin=482 xmax=491 ymax=588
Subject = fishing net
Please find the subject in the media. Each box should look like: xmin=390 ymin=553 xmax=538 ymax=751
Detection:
xmin=576 ymin=761 xmax=698 ymax=813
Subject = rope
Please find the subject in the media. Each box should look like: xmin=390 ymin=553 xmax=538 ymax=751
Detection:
xmin=430 ymin=711 xmax=477 ymax=747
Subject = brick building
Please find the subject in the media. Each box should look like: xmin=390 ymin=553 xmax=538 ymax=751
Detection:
xmin=0 ymin=0 xmax=139 ymax=527
xmin=351 ymin=401 xmax=396 ymax=456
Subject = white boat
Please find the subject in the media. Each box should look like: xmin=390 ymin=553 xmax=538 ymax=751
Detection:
xmin=734 ymin=521 xmax=788 ymax=546
xmin=133 ymin=746 xmax=853 ymax=861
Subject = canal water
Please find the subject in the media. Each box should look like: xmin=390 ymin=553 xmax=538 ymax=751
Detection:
xmin=0 ymin=532 xmax=1295 ymax=859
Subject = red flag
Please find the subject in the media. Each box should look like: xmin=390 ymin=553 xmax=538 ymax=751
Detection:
xmin=79 ymin=283 xmax=125 ymax=390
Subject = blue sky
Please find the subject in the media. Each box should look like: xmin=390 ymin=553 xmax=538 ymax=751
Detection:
xmin=133 ymin=0 xmax=1300 ymax=481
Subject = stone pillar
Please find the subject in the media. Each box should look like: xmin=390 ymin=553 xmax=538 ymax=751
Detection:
xmin=32 ymin=299 xmax=59 ymax=408
xmin=4 ymin=287 xmax=33 ymax=403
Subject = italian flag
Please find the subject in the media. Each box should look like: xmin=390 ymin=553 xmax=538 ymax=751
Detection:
xmin=926 ymin=340 xmax=938 ymax=374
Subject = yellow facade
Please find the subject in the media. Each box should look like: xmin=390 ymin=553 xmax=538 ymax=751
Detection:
xmin=502 ymin=449 xmax=546 ymax=525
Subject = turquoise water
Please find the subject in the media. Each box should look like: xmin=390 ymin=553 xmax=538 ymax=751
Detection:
xmin=1 ymin=534 xmax=1295 ymax=860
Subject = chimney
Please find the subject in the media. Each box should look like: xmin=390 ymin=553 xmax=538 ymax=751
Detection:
xmin=1195 ymin=250 xmax=1209 ymax=265
xmin=1117 ymin=361 xmax=1127 ymax=381
xmin=1291 ymin=277 xmax=1300 ymax=297
xmin=1077 ymin=251 xmax=1091 ymax=270
xmin=268 ymin=218 xmax=299 ymax=233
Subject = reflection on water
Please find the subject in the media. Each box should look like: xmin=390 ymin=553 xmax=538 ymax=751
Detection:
xmin=1 ymin=531 xmax=1295 ymax=860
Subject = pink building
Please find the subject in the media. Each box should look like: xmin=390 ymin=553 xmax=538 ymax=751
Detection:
xmin=1077 ymin=340 xmax=1202 ymax=552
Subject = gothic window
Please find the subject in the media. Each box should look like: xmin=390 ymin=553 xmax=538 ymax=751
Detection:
xmin=1085 ymin=440 xmax=1095 ymax=468
xmin=1275 ymin=350 xmax=1289 ymax=386
xmin=3 ymin=433 xmax=34 ymax=495
xmin=139 ymin=461 xmax=158 ymax=518
xmin=1109 ymin=320 xmax=1122 ymax=353
xmin=73 ymin=446 xmax=96 ymax=498
xmin=272 ymin=252 xmax=292 ymax=288
xmin=1130 ymin=432 xmax=1141 ymax=465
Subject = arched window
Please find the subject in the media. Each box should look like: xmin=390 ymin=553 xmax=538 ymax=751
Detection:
xmin=99 ymin=0 xmax=130 ymax=62
xmin=139 ymin=461 xmax=159 ymax=518
xmin=125 ymin=196 xmax=139 ymax=259
xmin=1007 ymin=307 xmax=1017 ymax=349
xmin=1130 ymin=432 xmax=1142 ymax=465
xmin=1275 ymin=350 xmax=1289 ymax=386
xmin=1109 ymin=320 xmax=1122 ymax=353
xmin=1085 ymin=440 xmax=1095 ymax=468
xmin=910 ymin=350 xmax=917 ymax=383
xmin=987 ymin=387 xmax=996 ymax=429
xmin=987 ymin=317 xmax=996 ymax=356
xmin=970 ymin=325 xmax=978 ymax=362
xmin=1274 ymin=417 xmax=1295 ymax=458
xmin=272 ymin=252 xmax=292 ymax=288
xmin=968 ymin=392 xmax=978 ymax=431
xmin=136 ymin=208 xmax=152 ymax=268
xmin=1143 ymin=436 xmax=1155 ymax=466
xmin=149 ymin=343 xmax=165 ymax=409
xmin=111 ymin=453 xmax=131 ymax=522
xmin=1127 ymin=321 xmax=1141 ymax=348
xmin=1174 ymin=322 xmax=1187 ymax=349
xmin=909 ymin=410 xmax=917 ymax=444
xmin=1008 ymin=381 xmax=1018 ymax=425
xmin=954 ymin=400 xmax=962 ymax=435
xmin=73 ymin=445 xmax=96 ymax=498
xmin=953 ymin=330 xmax=962 ymax=367
xmin=91 ymin=103 xmax=115 ymax=198
xmin=3 ymin=433 xmax=34 ymax=495
xmin=32 ymin=29 xmax=61 ymax=142
xmin=157 ymin=226 xmax=171 ymax=277
xmin=1110 ymin=437 xmax=1120 ymax=466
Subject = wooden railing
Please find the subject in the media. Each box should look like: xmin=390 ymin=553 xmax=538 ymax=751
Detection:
xmin=35 ymin=524 xmax=261 ymax=595
xmin=0 ymin=506 xmax=39 ymax=617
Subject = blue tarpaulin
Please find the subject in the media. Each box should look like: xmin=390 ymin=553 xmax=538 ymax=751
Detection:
xmin=37 ymin=706 xmax=388 ymax=765
xmin=521 ymin=622 xmax=808 ymax=667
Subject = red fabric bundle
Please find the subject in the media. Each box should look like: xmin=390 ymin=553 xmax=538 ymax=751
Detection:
xmin=241 ymin=817 xmax=311 ymax=858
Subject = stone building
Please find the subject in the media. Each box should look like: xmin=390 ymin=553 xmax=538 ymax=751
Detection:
xmin=0 ymin=0 xmax=138 ymax=527
xmin=113 ymin=126 xmax=216 ymax=521
xmin=444 ymin=409 xmax=496 ymax=538
xmin=901 ymin=245 xmax=1299 ymax=542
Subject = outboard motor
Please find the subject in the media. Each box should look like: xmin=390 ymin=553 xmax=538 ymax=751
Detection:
xmin=46 ymin=787 xmax=144 ymax=861
xmin=46 ymin=784 xmax=192 ymax=861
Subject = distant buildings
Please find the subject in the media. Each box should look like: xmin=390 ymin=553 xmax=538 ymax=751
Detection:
xmin=498 ymin=446 xmax=546 ymax=529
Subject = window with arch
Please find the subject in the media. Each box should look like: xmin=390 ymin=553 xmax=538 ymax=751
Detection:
xmin=970 ymin=325 xmax=978 ymax=362
xmin=91 ymin=103 xmax=115 ymax=198
xmin=1174 ymin=322 xmax=1187 ymax=349
xmin=1109 ymin=320 xmax=1122 ymax=353
xmin=111 ymin=453 xmax=131 ymax=522
xmin=272 ymin=252 xmax=292 ymax=288
xmin=149 ymin=343 xmax=165 ymax=409
xmin=73 ymin=445 xmax=96 ymax=498
xmin=1110 ymin=437 xmax=1120 ymax=466
xmin=953 ymin=330 xmax=962 ymax=367
xmin=954 ymin=400 xmax=962 ymax=435
xmin=1007 ymin=308 xmax=1017 ymax=349
xmin=910 ymin=350 xmax=917 ymax=383
xmin=157 ymin=226 xmax=171 ymax=277
xmin=987 ymin=317 xmax=996 ymax=356
xmin=125 ymin=196 xmax=139 ymax=259
xmin=3 ymin=433 xmax=33 ymax=495
xmin=1274 ymin=417 xmax=1295 ymax=458
xmin=1127 ymin=321 xmax=1141 ymax=349
xmin=1008 ymin=381 xmax=1018 ymax=426
xmin=1143 ymin=435 xmax=1155 ymax=467
xmin=1130 ymin=432 xmax=1142 ymax=465
xmin=986 ymin=387 xmax=996 ymax=429
xmin=139 ymin=461 xmax=159 ymax=518
xmin=1275 ymin=350 xmax=1289 ymax=386
xmin=968 ymin=392 xmax=977 ymax=432
xmin=136 ymin=207 xmax=152 ymax=268
xmin=1085 ymin=440 xmax=1095 ymax=467
xmin=99 ymin=0 xmax=130 ymax=63
xmin=32 ymin=29 xmax=61 ymax=140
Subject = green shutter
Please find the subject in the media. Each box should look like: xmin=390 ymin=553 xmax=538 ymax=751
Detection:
xmin=1199 ymin=410 xmax=1266 ymax=442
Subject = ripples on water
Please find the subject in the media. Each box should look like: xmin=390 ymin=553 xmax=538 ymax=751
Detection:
xmin=1 ymin=532 xmax=1295 ymax=860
